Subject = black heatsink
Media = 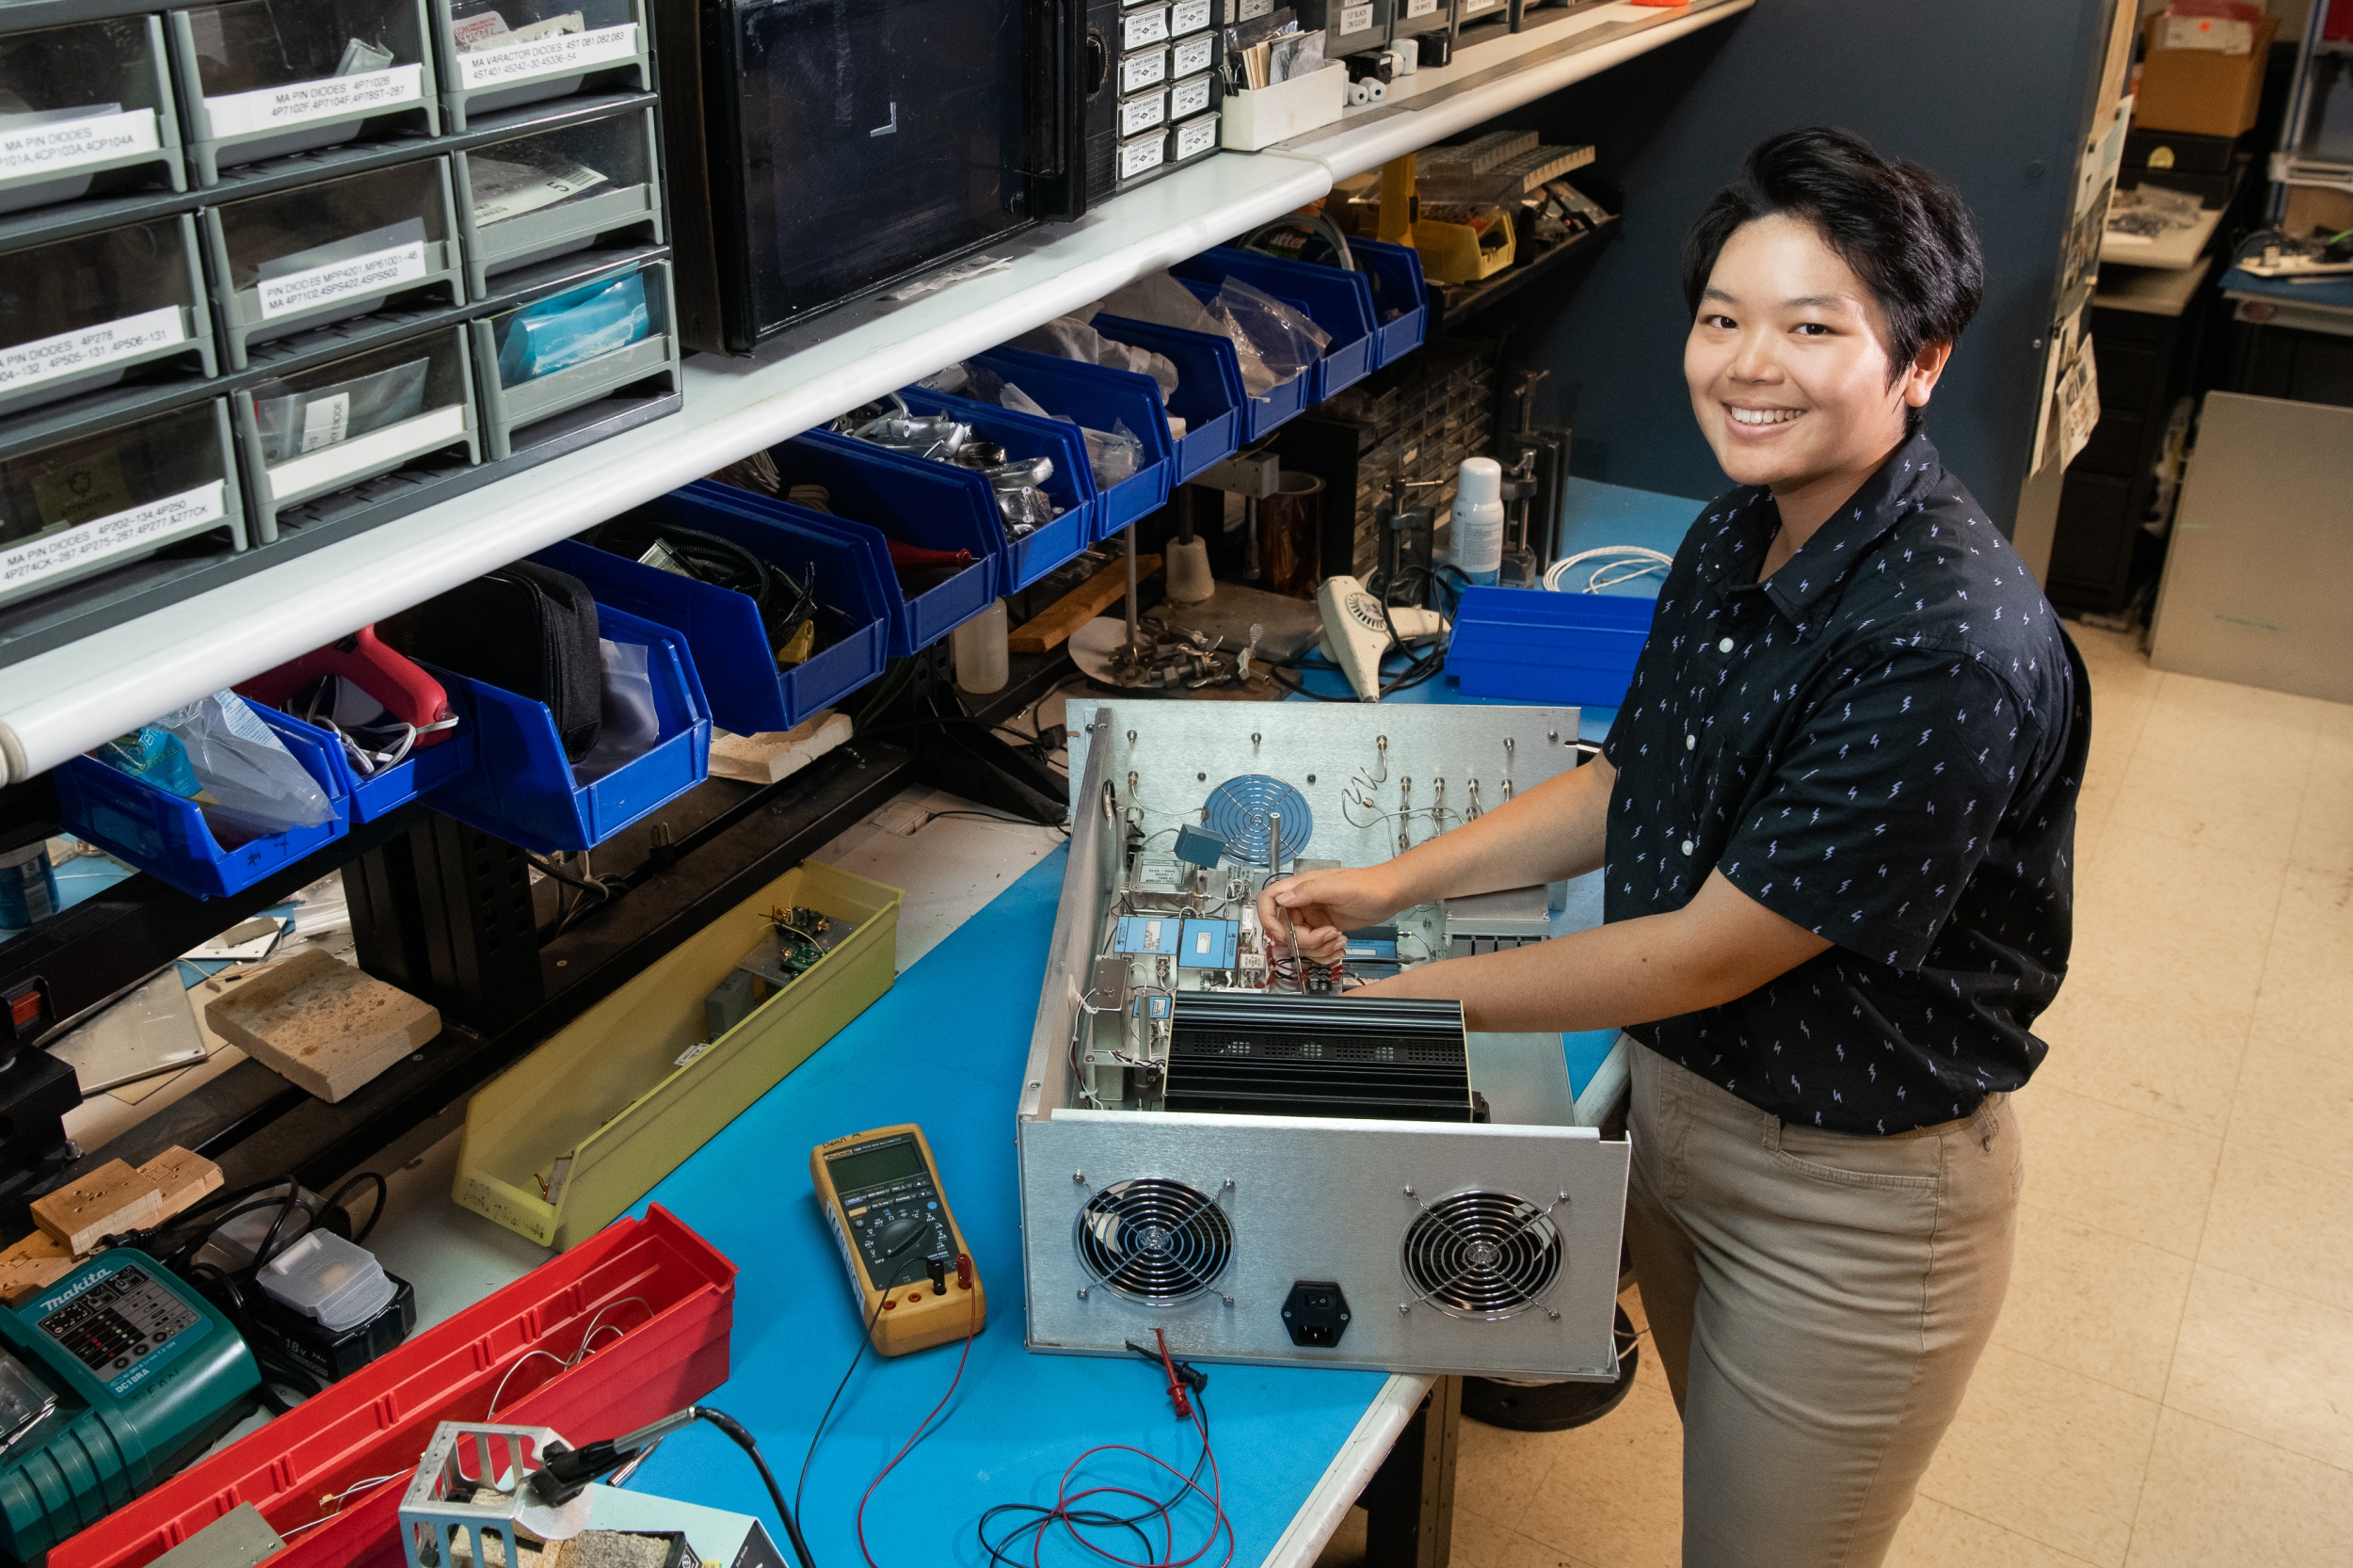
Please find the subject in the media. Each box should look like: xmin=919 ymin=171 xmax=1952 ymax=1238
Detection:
xmin=1162 ymin=994 xmax=1477 ymax=1121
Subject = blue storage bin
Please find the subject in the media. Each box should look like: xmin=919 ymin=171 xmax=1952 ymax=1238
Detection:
xmin=1092 ymin=312 xmax=1269 ymax=453
xmin=1444 ymin=585 xmax=1659 ymax=707
xmin=771 ymin=431 xmax=1001 ymax=651
xmin=1171 ymin=248 xmax=1378 ymax=401
xmin=1353 ymin=239 xmax=1429 ymax=368
xmin=55 ymin=708 xmax=351 ymax=901
xmin=892 ymin=387 xmax=1101 ymax=570
xmin=535 ymin=496 xmax=891 ymax=735
xmin=419 ymin=604 xmax=712 ymax=856
xmin=966 ymin=347 xmax=1176 ymax=536
xmin=1080 ymin=317 xmax=1242 ymax=483
xmin=290 ymin=714 xmax=476 ymax=824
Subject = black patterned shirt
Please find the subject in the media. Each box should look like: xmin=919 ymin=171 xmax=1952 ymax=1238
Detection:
xmin=1600 ymin=431 xmax=2088 ymax=1134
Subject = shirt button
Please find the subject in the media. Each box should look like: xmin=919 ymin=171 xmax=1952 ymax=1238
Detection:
xmin=1680 ymin=840 xmax=1694 ymax=856
xmin=1684 ymin=734 xmax=1696 ymax=751
xmin=1717 ymin=637 xmax=1734 ymax=653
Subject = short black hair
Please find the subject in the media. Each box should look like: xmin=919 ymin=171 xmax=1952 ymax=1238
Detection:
xmin=1682 ymin=127 xmax=1984 ymax=434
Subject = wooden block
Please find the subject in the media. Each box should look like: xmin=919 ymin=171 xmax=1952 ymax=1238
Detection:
xmin=202 ymin=949 xmax=440 ymax=1104
xmin=1009 ymin=553 xmax=1161 ymax=653
xmin=31 ymin=1160 xmax=165 ymax=1255
xmin=711 ymin=711 xmax=853 ymax=785
xmin=0 ymin=1231 xmax=74 ymax=1305
xmin=139 ymin=1145 xmax=224 ymax=1221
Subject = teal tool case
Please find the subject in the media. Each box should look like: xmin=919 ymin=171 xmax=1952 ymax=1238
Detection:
xmin=0 ymin=1252 xmax=260 ymax=1559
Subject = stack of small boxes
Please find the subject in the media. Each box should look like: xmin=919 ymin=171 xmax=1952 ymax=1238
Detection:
xmin=1089 ymin=0 xmax=1225 ymax=199
xmin=0 ymin=0 xmax=682 ymax=666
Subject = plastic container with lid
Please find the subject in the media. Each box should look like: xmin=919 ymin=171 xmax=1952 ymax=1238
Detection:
xmin=258 ymin=1229 xmax=398 ymax=1333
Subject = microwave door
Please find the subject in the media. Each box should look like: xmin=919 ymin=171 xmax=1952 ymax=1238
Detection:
xmin=733 ymin=0 xmax=1032 ymax=343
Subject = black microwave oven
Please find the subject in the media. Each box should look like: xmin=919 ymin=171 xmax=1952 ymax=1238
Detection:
xmin=659 ymin=0 xmax=1090 ymax=355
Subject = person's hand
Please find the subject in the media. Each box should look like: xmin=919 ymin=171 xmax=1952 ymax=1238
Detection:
xmin=1257 ymin=866 xmax=1402 ymax=968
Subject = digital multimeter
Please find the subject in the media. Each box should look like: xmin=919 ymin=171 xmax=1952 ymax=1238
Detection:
xmin=0 ymin=1251 xmax=260 ymax=1559
xmin=810 ymin=1124 xmax=984 ymax=1356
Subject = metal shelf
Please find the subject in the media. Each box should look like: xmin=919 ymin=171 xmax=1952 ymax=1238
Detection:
xmin=0 ymin=0 xmax=1753 ymax=785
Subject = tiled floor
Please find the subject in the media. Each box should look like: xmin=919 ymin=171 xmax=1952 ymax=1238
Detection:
xmin=1320 ymin=625 xmax=2353 ymax=1567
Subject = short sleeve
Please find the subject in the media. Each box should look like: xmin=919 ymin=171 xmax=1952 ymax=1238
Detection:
xmin=1714 ymin=650 xmax=2041 ymax=971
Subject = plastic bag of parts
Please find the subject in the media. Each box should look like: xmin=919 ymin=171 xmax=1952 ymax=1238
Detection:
xmin=572 ymin=639 xmax=658 ymax=785
xmin=253 ymin=357 xmax=431 ymax=466
xmin=1209 ymin=276 xmax=1329 ymax=392
xmin=496 ymin=269 xmax=650 ymax=387
xmin=1006 ymin=316 xmax=1181 ymax=401
xmin=1083 ymin=419 xmax=1142 ymax=489
xmin=1095 ymin=271 xmax=1225 ymax=341
xmin=103 ymin=690 xmax=336 ymax=841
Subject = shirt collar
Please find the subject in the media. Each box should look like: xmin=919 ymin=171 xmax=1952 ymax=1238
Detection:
xmin=1710 ymin=431 xmax=1945 ymax=634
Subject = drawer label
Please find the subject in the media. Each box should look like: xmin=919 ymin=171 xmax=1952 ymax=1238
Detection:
xmin=1238 ymin=0 xmax=1274 ymax=17
xmin=1170 ymin=74 xmax=1212 ymax=118
xmin=0 ymin=108 xmax=160 ymax=181
xmin=1120 ymin=134 xmax=1166 ymax=181
xmin=456 ymin=22 xmax=639 ymax=88
xmin=203 ymin=63 xmax=424 ymax=139
xmin=0 ymin=307 xmax=185 ymax=394
xmin=1121 ymin=50 xmax=1167 ymax=93
xmin=1121 ymin=93 xmax=1168 ymax=136
xmin=1405 ymin=0 xmax=1438 ymax=16
xmin=257 ymin=239 xmax=428 ymax=320
xmin=1170 ymin=0 xmax=1212 ymax=36
xmin=1172 ymin=33 xmax=1215 ymax=75
xmin=1339 ymin=4 xmax=1375 ymax=35
xmin=1123 ymin=8 xmax=1170 ymax=47
xmin=266 ymin=404 xmax=466 ymax=496
xmin=3 ymin=479 xmax=226 ymax=592
xmin=1175 ymin=115 xmax=1219 ymax=160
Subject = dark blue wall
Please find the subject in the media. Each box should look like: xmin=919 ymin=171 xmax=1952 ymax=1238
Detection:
xmin=1497 ymin=0 xmax=2108 ymax=533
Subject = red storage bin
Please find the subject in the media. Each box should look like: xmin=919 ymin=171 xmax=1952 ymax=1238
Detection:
xmin=55 ymin=1208 xmax=733 ymax=1568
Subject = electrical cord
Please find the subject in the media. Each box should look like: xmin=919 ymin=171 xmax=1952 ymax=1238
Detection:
xmin=688 ymin=1408 xmax=823 ymax=1568
xmin=793 ymin=1225 xmax=934 ymax=1521
xmin=856 ymin=1283 xmax=981 ymax=1567
xmin=1543 ymin=545 xmax=1673 ymax=594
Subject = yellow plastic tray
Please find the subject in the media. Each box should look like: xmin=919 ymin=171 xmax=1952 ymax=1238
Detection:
xmin=1413 ymin=208 xmax=1517 ymax=284
xmin=454 ymin=860 xmax=902 ymax=1248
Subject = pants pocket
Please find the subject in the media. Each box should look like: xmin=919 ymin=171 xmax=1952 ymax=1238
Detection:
xmin=1768 ymin=1121 xmax=1942 ymax=1193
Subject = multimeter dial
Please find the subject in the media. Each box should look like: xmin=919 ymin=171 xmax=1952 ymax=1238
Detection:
xmin=825 ymin=1135 xmax=952 ymax=1287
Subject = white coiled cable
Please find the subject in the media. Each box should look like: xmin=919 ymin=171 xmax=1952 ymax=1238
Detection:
xmin=1543 ymin=545 xmax=1674 ymax=594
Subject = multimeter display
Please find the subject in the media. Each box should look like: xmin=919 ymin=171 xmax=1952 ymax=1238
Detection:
xmin=35 ymin=1265 xmax=202 ymax=1395
xmin=826 ymin=1134 xmax=952 ymax=1286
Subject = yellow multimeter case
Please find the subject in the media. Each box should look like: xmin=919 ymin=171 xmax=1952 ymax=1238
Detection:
xmin=810 ymin=1123 xmax=984 ymax=1355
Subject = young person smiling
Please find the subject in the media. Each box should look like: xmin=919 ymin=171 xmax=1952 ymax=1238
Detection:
xmin=1259 ymin=128 xmax=2089 ymax=1565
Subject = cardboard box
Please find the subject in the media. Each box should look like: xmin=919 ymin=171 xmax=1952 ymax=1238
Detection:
xmin=2136 ymin=14 xmax=2276 ymax=137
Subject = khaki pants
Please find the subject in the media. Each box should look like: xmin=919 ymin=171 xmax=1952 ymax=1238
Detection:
xmin=1624 ymin=1042 xmax=2024 ymax=1568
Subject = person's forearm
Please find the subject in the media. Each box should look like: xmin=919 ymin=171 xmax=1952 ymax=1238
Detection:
xmin=1377 ymin=756 xmax=1612 ymax=910
xmin=1359 ymin=870 xmax=1831 ymax=1032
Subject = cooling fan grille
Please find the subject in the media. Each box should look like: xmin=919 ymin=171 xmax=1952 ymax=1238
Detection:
xmin=1203 ymin=775 xmax=1312 ymax=868
xmin=1075 ymin=1177 xmax=1234 ymax=1305
xmin=1401 ymin=1189 xmax=1563 ymax=1320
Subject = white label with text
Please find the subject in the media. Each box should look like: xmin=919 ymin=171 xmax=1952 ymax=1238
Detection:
xmin=1172 ymin=34 xmax=1215 ymax=75
xmin=457 ymin=23 xmax=637 ymax=88
xmin=257 ymin=240 xmax=428 ymax=320
xmin=1123 ymin=8 xmax=1169 ymax=47
xmin=1175 ymin=116 xmax=1218 ymax=160
xmin=203 ymin=64 xmax=424 ymax=138
xmin=1170 ymin=0 xmax=1211 ymax=36
xmin=2 ymin=480 xmax=226 ymax=590
xmin=0 ymin=306 xmax=184 ymax=393
xmin=1406 ymin=0 xmax=1438 ymax=16
xmin=300 ymin=392 xmax=351 ymax=452
xmin=1121 ymin=93 xmax=1167 ymax=136
xmin=1121 ymin=50 xmax=1167 ymax=93
xmin=1120 ymin=135 xmax=1166 ymax=181
xmin=0 ymin=109 xmax=160 ymax=180
xmin=1170 ymin=75 xmax=1212 ymax=119
xmin=1339 ymin=4 xmax=1374 ymax=35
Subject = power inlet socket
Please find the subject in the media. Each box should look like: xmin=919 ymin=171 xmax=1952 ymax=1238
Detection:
xmin=1282 ymin=1279 xmax=1353 ymax=1348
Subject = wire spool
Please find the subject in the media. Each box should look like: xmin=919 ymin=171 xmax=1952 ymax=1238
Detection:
xmin=1202 ymin=776 xmax=1312 ymax=867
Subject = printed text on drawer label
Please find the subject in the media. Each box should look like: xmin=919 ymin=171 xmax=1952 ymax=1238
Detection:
xmin=1 ymin=480 xmax=226 ymax=592
xmin=1339 ymin=4 xmax=1374 ymax=34
xmin=456 ymin=23 xmax=639 ymax=88
xmin=0 ymin=109 xmax=161 ymax=181
xmin=267 ymin=405 xmax=467 ymax=496
xmin=203 ymin=64 xmax=424 ymax=139
xmin=0 ymin=307 xmax=186 ymax=394
xmin=257 ymin=240 xmax=428 ymax=319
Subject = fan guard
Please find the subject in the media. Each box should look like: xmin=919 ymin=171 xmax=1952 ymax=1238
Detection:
xmin=1074 ymin=1177 xmax=1234 ymax=1305
xmin=1203 ymin=775 xmax=1312 ymax=868
xmin=1400 ymin=1189 xmax=1563 ymax=1320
